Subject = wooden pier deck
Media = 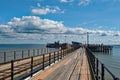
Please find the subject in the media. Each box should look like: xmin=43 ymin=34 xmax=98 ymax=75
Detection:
xmin=31 ymin=48 xmax=92 ymax=80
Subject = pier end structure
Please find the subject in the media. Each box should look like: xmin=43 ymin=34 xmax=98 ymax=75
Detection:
xmin=87 ymin=44 xmax=113 ymax=53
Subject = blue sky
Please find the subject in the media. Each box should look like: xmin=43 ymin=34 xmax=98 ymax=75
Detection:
xmin=0 ymin=0 xmax=120 ymax=44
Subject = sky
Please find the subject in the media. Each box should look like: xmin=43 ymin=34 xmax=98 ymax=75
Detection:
xmin=0 ymin=0 xmax=120 ymax=44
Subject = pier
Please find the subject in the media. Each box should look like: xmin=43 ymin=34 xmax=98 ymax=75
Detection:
xmin=31 ymin=48 xmax=91 ymax=80
xmin=88 ymin=44 xmax=113 ymax=53
xmin=0 ymin=45 xmax=119 ymax=80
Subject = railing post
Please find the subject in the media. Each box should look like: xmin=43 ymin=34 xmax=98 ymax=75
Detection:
xmin=4 ymin=52 xmax=6 ymax=63
xmin=11 ymin=60 xmax=14 ymax=80
xmin=62 ymin=50 xmax=64 ymax=57
xmin=49 ymin=53 xmax=51 ymax=66
xmin=96 ymin=58 xmax=99 ymax=80
xmin=31 ymin=57 xmax=33 ymax=77
xmin=60 ymin=50 xmax=62 ymax=59
xmin=45 ymin=48 xmax=46 ymax=53
xmin=65 ymin=50 xmax=66 ymax=56
xmin=33 ymin=49 xmax=35 ymax=56
xmin=54 ymin=52 xmax=55 ymax=63
xmin=47 ymin=48 xmax=48 ymax=54
xmin=101 ymin=64 xmax=105 ymax=80
xmin=14 ymin=51 xmax=16 ymax=60
xmin=63 ymin=50 xmax=65 ymax=57
xmin=115 ymin=78 xmax=119 ymax=80
xmin=41 ymin=48 xmax=42 ymax=54
xmin=37 ymin=49 xmax=39 ymax=55
xmin=64 ymin=50 xmax=66 ymax=56
xmin=28 ymin=50 xmax=30 ymax=57
xmin=22 ymin=50 xmax=24 ymax=58
xmin=45 ymin=48 xmax=47 ymax=53
xmin=42 ymin=54 xmax=45 ymax=70
xmin=57 ymin=51 xmax=59 ymax=61
xmin=93 ymin=57 xmax=96 ymax=73
xmin=43 ymin=48 xmax=45 ymax=54
xmin=61 ymin=50 xmax=63 ymax=58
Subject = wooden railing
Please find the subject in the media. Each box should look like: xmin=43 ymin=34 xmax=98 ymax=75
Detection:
xmin=0 ymin=47 xmax=78 ymax=80
xmin=0 ymin=48 xmax=59 ymax=64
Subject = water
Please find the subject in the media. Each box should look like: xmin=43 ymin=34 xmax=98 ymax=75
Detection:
xmin=0 ymin=44 xmax=46 ymax=52
xmin=0 ymin=44 xmax=59 ymax=63
xmin=0 ymin=44 xmax=120 ymax=78
xmin=94 ymin=45 xmax=120 ymax=78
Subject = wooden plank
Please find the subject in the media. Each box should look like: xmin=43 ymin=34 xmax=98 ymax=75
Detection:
xmin=31 ymin=48 xmax=92 ymax=80
xmin=31 ymin=50 xmax=79 ymax=80
xmin=69 ymin=50 xmax=83 ymax=80
xmin=55 ymin=55 xmax=77 ymax=80
xmin=80 ymin=50 xmax=91 ymax=80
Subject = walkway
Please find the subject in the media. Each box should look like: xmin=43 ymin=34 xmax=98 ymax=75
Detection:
xmin=31 ymin=48 xmax=92 ymax=80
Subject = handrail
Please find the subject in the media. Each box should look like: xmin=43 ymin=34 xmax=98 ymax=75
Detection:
xmin=86 ymin=47 xmax=120 ymax=80
xmin=104 ymin=66 xmax=116 ymax=79
xmin=0 ymin=48 xmax=59 ymax=64
xmin=0 ymin=47 xmax=79 ymax=80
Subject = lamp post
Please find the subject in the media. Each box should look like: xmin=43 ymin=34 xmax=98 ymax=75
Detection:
xmin=64 ymin=35 xmax=67 ymax=43
xmin=87 ymin=32 xmax=89 ymax=46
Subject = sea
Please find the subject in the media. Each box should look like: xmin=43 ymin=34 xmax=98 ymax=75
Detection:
xmin=0 ymin=44 xmax=120 ymax=78
xmin=0 ymin=44 xmax=60 ymax=63
xmin=0 ymin=44 xmax=46 ymax=52
xmin=94 ymin=45 xmax=120 ymax=79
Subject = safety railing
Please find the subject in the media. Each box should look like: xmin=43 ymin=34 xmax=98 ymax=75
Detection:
xmin=86 ymin=47 xmax=120 ymax=80
xmin=0 ymin=47 xmax=78 ymax=80
xmin=0 ymin=48 xmax=59 ymax=64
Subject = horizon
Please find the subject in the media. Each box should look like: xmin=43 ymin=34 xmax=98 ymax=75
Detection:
xmin=0 ymin=0 xmax=120 ymax=44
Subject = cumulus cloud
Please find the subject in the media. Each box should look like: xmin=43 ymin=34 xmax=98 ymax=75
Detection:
xmin=0 ymin=16 xmax=67 ymax=39
xmin=98 ymin=0 xmax=120 ymax=2
xmin=10 ymin=16 xmax=66 ymax=34
xmin=77 ymin=0 xmax=120 ymax=6
xmin=0 ymin=25 xmax=13 ymax=33
xmin=113 ymin=31 xmax=120 ymax=36
xmin=0 ymin=16 xmax=120 ymax=41
xmin=78 ymin=0 xmax=91 ymax=6
xmin=31 ymin=5 xmax=64 ymax=15
xmin=60 ymin=0 xmax=74 ymax=3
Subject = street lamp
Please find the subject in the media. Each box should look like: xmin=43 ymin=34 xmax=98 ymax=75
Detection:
xmin=87 ymin=32 xmax=89 ymax=46
xmin=64 ymin=35 xmax=67 ymax=43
